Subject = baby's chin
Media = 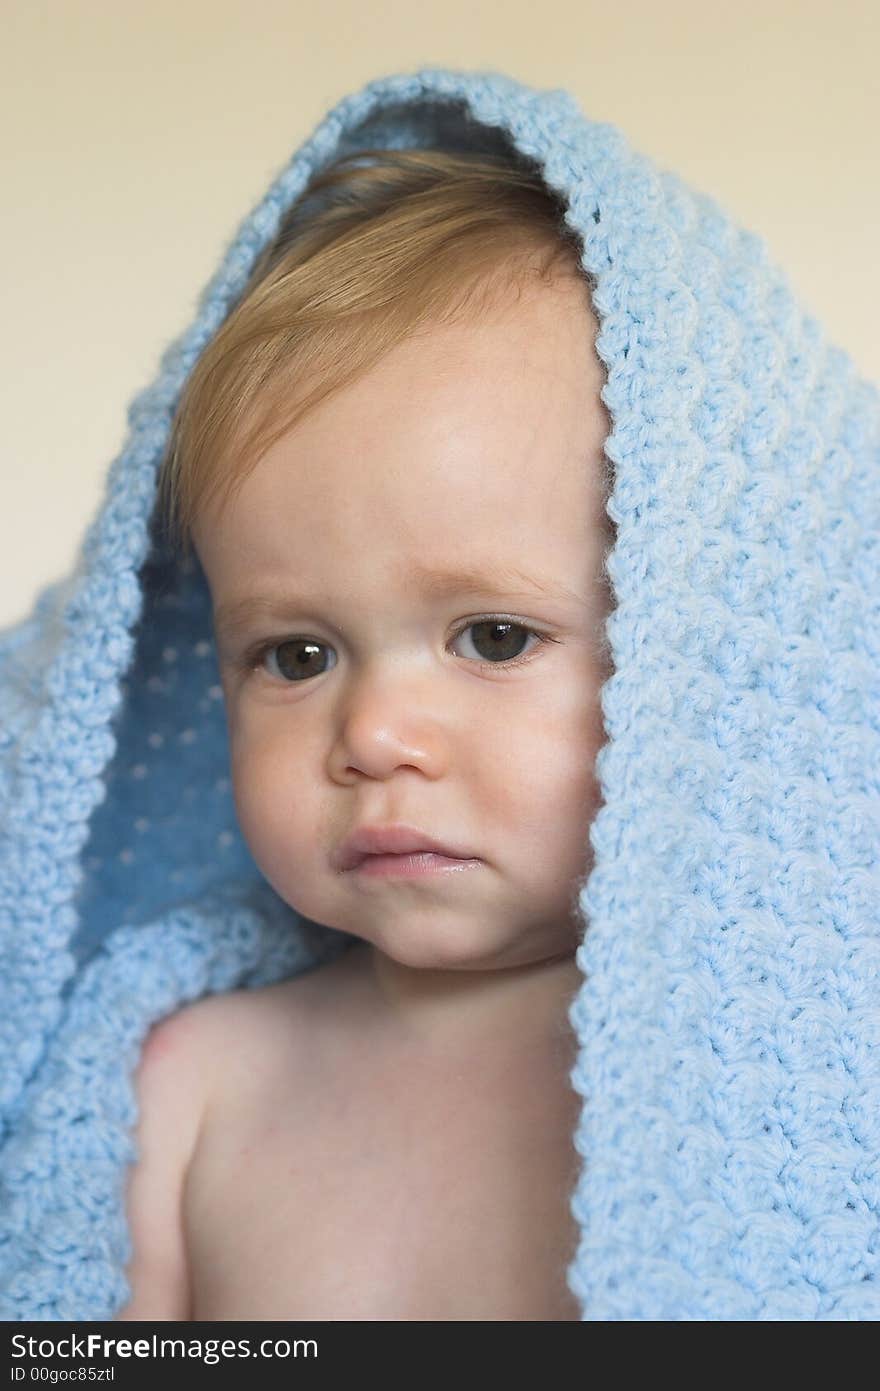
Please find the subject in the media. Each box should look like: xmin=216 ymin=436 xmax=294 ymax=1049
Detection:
xmin=339 ymin=917 xmax=577 ymax=977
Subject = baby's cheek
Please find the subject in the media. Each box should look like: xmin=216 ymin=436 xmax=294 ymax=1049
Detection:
xmin=228 ymin=732 xmax=305 ymax=854
xmin=228 ymin=746 xmax=329 ymax=915
xmin=526 ymin=685 xmax=605 ymax=857
xmin=528 ymin=661 xmax=604 ymax=778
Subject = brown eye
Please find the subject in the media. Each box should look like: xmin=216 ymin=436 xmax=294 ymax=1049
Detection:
xmin=264 ymin=639 xmax=336 ymax=682
xmin=452 ymin=620 xmax=538 ymax=665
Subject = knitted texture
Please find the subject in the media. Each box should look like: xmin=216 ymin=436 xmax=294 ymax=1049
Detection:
xmin=1 ymin=66 xmax=878 ymax=1321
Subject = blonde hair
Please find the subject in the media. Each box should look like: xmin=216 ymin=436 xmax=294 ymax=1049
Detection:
xmin=156 ymin=147 xmax=592 ymax=560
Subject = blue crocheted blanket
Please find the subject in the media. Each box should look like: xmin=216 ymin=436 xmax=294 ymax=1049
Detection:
xmin=1 ymin=66 xmax=878 ymax=1320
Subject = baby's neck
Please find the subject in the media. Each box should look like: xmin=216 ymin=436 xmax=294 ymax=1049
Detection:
xmin=343 ymin=938 xmax=582 ymax=1061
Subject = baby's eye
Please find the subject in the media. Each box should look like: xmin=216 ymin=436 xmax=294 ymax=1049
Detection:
xmin=252 ymin=638 xmax=336 ymax=683
xmin=245 ymin=619 xmax=550 ymax=684
xmin=450 ymin=619 xmax=544 ymax=667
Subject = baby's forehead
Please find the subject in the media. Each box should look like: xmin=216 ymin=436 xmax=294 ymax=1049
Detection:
xmin=200 ymin=451 xmax=607 ymax=618
xmin=195 ymin=276 xmax=609 ymax=593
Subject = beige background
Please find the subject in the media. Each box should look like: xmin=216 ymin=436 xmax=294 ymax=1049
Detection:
xmin=3 ymin=0 xmax=878 ymax=630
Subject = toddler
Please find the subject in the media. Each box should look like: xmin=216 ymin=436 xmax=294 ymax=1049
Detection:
xmin=116 ymin=148 xmax=615 ymax=1320
xmin=3 ymin=68 xmax=876 ymax=1325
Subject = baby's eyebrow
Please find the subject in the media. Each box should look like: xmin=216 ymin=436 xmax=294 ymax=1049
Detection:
xmin=214 ymin=562 xmax=586 ymax=637
xmin=399 ymin=562 xmax=586 ymax=605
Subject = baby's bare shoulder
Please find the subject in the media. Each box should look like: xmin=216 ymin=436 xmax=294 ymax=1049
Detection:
xmin=197 ymin=972 xmax=322 ymax=1055
xmin=114 ymin=999 xmax=220 ymax=1319
xmin=115 ymin=982 xmax=311 ymax=1320
xmin=200 ymin=950 xmax=367 ymax=1051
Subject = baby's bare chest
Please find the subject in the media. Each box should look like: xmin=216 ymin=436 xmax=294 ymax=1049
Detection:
xmin=184 ymin=1038 xmax=582 ymax=1320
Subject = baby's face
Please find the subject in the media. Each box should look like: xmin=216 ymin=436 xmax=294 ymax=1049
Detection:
xmin=193 ymin=267 xmax=612 ymax=975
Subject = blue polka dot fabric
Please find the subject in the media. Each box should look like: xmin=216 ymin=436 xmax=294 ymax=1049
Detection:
xmin=0 ymin=66 xmax=878 ymax=1320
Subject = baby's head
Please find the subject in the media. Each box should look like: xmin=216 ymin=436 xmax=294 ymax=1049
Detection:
xmin=158 ymin=149 xmax=615 ymax=981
